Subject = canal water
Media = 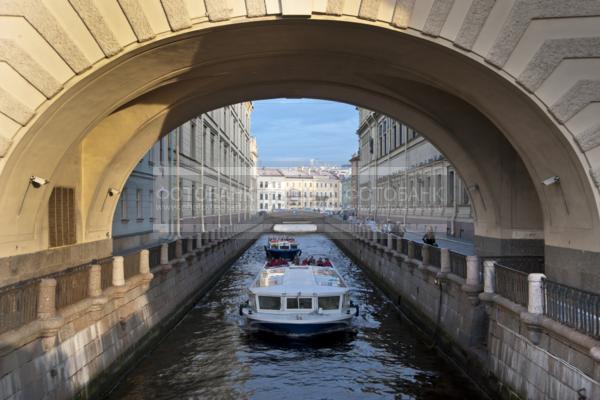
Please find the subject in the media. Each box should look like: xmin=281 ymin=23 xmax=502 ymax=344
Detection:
xmin=106 ymin=234 xmax=485 ymax=399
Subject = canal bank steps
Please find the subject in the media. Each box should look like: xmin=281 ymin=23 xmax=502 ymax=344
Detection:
xmin=321 ymin=218 xmax=600 ymax=400
xmin=0 ymin=219 xmax=269 ymax=400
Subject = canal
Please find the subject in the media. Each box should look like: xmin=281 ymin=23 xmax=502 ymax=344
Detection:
xmin=106 ymin=233 xmax=485 ymax=399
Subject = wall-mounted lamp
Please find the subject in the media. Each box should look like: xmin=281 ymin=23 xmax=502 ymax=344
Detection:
xmin=18 ymin=175 xmax=50 ymax=216
xmin=542 ymin=176 xmax=560 ymax=186
xmin=30 ymin=175 xmax=49 ymax=188
xmin=101 ymin=187 xmax=121 ymax=212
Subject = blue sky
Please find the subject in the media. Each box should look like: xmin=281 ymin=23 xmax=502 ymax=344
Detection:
xmin=251 ymin=99 xmax=358 ymax=167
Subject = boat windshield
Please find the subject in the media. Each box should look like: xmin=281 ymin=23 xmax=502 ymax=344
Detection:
xmin=318 ymin=296 xmax=340 ymax=310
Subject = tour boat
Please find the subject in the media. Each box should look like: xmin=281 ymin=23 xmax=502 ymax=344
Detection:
xmin=264 ymin=236 xmax=302 ymax=260
xmin=239 ymin=256 xmax=359 ymax=336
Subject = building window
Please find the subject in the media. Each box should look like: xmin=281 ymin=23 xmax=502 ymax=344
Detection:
xmin=48 ymin=187 xmax=76 ymax=248
xmin=192 ymin=184 xmax=197 ymax=216
xmin=136 ymin=189 xmax=143 ymax=219
xmin=159 ymin=138 xmax=164 ymax=164
xmin=120 ymin=189 xmax=128 ymax=220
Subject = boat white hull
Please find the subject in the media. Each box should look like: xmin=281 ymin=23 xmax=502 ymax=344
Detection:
xmin=243 ymin=310 xmax=354 ymax=337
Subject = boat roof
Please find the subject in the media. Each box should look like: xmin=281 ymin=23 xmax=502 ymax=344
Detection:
xmin=250 ymin=265 xmax=348 ymax=296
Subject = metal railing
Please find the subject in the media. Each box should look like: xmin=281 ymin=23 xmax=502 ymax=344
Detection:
xmin=495 ymin=263 xmax=529 ymax=307
xmin=429 ymin=246 xmax=441 ymax=268
xmin=413 ymin=242 xmax=423 ymax=261
xmin=168 ymin=241 xmax=177 ymax=260
xmin=544 ymin=280 xmax=600 ymax=339
xmin=100 ymin=258 xmax=113 ymax=290
xmin=149 ymin=245 xmax=162 ymax=269
xmin=449 ymin=251 xmax=467 ymax=278
xmin=0 ymin=281 xmax=39 ymax=335
xmin=123 ymin=252 xmax=140 ymax=280
xmin=481 ymin=256 xmax=544 ymax=274
xmin=55 ymin=265 xmax=89 ymax=310
xmin=400 ymin=238 xmax=409 ymax=255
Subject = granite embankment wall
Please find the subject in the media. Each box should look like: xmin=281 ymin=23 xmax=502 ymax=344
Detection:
xmin=0 ymin=222 xmax=268 ymax=400
xmin=323 ymin=220 xmax=600 ymax=400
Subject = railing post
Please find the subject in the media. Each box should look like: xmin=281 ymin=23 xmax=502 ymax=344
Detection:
xmin=139 ymin=249 xmax=150 ymax=275
xmin=408 ymin=241 xmax=415 ymax=260
xmin=88 ymin=264 xmax=102 ymax=298
xmin=439 ymin=248 xmax=450 ymax=276
xmin=112 ymin=256 xmax=125 ymax=287
xmin=522 ymin=272 xmax=546 ymax=344
xmin=483 ymin=260 xmax=495 ymax=295
xmin=466 ymin=256 xmax=480 ymax=287
xmin=461 ymin=255 xmax=481 ymax=304
xmin=160 ymin=243 xmax=169 ymax=265
xmin=37 ymin=278 xmax=62 ymax=351
xmin=528 ymin=273 xmax=546 ymax=315
xmin=175 ymin=239 xmax=183 ymax=259
xmin=387 ymin=233 xmax=393 ymax=250
xmin=37 ymin=278 xmax=57 ymax=320
xmin=422 ymin=244 xmax=430 ymax=266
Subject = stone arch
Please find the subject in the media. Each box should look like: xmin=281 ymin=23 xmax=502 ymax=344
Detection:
xmin=1 ymin=1 xmax=599 ymax=288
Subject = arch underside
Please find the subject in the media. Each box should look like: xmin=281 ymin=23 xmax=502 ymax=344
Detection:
xmin=1 ymin=16 xmax=599 ymax=290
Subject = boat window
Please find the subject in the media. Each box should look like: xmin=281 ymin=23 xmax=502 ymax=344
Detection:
xmin=318 ymin=296 xmax=340 ymax=310
xmin=258 ymin=296 xmax=281 ymax=310
xmin=286 ymin=297 xmax=313 ymax=309
xmin=280 ymin=245 xmax=289 ymax=249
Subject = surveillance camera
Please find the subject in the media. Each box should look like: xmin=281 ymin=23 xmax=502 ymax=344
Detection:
xmin=108 ymin=188 xmax=121 ymax=197
xmin=29 ymin=176 xmax=49 ymax=188
xmin=542 ymin=176 xmax=560 ymax=186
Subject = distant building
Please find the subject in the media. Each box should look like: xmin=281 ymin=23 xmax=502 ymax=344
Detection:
xmin=112 ymin=102 xmax=257 ymax=251
xmin=356 ymin=108 xmax=473 ymax=239
xmin=257 ymin=167 xmax=342 ymax=211
xmin=340 ymin=176 xmax=352 ymax=210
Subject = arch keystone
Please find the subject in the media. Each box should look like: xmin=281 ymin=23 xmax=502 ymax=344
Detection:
xmin=246 ymin=0 xmax=267 ymax=17
xmin=358 ymin=0 xmax=380 ymax=21
xmin=0 ymin=87 xmax=34 ymax=125
xmin=574 ymin=124 xmax=600 ymax=153
xmin=68 ymin=0 xmax=123 ymax=57
xmin=519 ymin=37 xmax=600 ymax=93
xmin=550 ymin=80 xmax=600 ymax=123
xmin=0 ymin=39 xmax=62 ymax=98
xmin=391 ymin=0 xmax=416 ymax=29
xmin=454 ymin=0 xmax=496 ymax=50
xmin=486 ymin=0 xmax=600 ymax=68
xmin=326 ymin=0 xmax=345 ymax=16
xmin=204 ymin=0 xmax=232 ymax=21
xmin=0 ymin=0 xmax=91 ymax=73
xmin=161 ymin=0 xmax=192 ymax=31
xmin=422 ymin=0 xmax=455 ymax=37
xmin=118 ymin=0 xmax=155 ymax=41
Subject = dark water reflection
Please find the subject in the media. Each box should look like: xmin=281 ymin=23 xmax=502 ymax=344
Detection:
xmin=106 ymin=234 xmax=485 ymax=399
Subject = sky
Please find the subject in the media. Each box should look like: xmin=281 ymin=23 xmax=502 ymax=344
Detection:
xmin=251 ymin=99 xmax=359 ymax=167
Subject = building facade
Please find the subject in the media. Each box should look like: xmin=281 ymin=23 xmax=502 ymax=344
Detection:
xmin=112 ymin=102 xmax=257 ymax=251
xmin=257 ymin=167 xmax=343 ymax=212
xmin=355 ymin=108 xmax=473 ymax=239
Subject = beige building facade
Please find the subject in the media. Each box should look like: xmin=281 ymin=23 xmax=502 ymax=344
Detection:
xmin=113 ymin=103 xmax=257 ymax=251
xmin=258 ymin=167 xmax=342 ymax=211
xmin=356 ymin=109 xmax=473 ymax=239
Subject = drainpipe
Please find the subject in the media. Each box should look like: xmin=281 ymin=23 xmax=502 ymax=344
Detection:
xmin=176 ymin=128 xmax=181 ymax=238
xmin=200 ymin=120 xmax=205 ymax=233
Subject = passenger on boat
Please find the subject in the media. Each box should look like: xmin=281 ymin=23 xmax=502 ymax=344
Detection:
xmin=316 ymin=257 xmax=324 ymax=266
xmin=322 ymin=258 xmax=332 ymax=267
